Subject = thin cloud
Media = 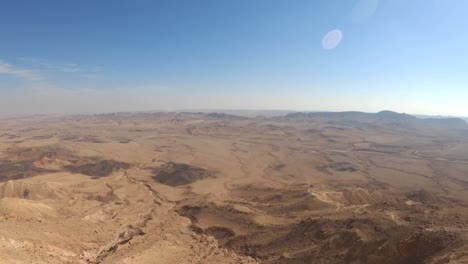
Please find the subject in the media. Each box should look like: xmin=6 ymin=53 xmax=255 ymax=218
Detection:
xmin=17 ymin=57 xmax=102 ymax=74
xmin=0 ymin=60 xmax=40 ymax=81
xmin=0 ymin=58 xmax=106 ymax=93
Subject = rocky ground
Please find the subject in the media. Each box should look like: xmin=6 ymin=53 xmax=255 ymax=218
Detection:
xmin=0 ymin=111 xmax=467 ymax=263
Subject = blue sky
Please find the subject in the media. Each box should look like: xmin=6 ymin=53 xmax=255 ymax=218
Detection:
xmin=1 ymin=0 xmax=467 ymax=115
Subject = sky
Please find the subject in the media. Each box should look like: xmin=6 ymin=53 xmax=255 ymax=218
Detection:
xmin=1 ymin=0 xmax=468 ymax=116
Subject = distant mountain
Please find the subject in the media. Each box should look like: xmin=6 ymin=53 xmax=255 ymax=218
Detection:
xmin=178 ymin=109 xmax=297 ymax=118
xmin=205 ymin=112 xmax=248 ymax=120
xmin=284 ymin=110 xmax=468 ymax=130
xmin=285 ymin=110 xmax=415 ymax=125
xmin=419 ymin=118 xmax=468 ymax=129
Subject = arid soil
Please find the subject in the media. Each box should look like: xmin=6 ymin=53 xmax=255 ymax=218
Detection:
xmin=0 ymin=111 xmax=467 ymax=263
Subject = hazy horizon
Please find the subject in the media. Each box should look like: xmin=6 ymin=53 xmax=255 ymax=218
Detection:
xmin=1 ymin=108 xmax=467 ymax=121
xmin=1 ymin=0 xmax=468 ymax=116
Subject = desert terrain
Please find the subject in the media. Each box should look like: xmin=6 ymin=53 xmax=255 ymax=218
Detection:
xmin=0 ymin=111 xmax=467 ymax=263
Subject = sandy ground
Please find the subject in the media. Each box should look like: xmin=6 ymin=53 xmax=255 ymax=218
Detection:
xmin=0 ymin=112 xmax=467 ymax=263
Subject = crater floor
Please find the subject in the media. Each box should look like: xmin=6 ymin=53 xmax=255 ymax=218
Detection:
xmin=0 ymin=112 xmax=467 ymax=263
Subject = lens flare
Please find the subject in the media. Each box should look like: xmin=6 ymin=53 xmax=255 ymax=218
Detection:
xmin=351 ymin=0 xmax=379 ymax=22
xmin=322 ymin=29 xmax=343 ymax=50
